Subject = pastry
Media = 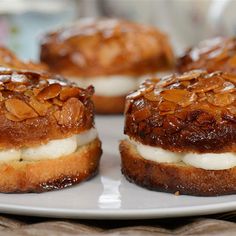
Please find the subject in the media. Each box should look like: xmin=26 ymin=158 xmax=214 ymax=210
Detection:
xmin=0 ymin=46 xmax=47 ymax=71
xmin=40 ymin=18 xmax=174 ymax=113
xmin=0 ymin=67 xmax=102 ymax=193
xmin=120 ymin=70 xmax=236 ymax=196
xmin=177 ymin=37 xmax=236 ymax=74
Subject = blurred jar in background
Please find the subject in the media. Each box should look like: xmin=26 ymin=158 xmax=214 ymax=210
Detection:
xmin=207 ymin=0 xmax=236 ymax=36
xmin=0 ymin=0 xmax=78 ymax=60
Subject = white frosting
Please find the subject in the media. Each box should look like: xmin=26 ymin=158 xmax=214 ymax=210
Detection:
xmin=22 ymin=136 xmax=78 ymax=161
xmin=130 ymin=138 xmax=236 ymax=170
xmin=76 ymin=128 xmax=98 ymax=146
xmin=69 ymin=72 xmax=171 ymax=96
xmin=136 ymin=142 xmax=182 ymax=163
xmin=0 ymin=128 xmax=97 ymax=162
xmin=0 ymin=149 xmax=21 ymax=163
xmin=183 ymin=153 xmax=236 ymax=170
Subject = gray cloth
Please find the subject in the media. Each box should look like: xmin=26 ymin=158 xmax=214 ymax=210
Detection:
xmin=0 ymin=213 xmax=236 ymax=235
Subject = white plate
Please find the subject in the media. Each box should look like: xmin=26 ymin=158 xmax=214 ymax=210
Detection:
xmin=0 ymin=116 xmax=236 ymax=219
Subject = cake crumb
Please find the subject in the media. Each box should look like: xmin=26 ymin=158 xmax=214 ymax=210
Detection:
xmin=174 ymin=191 xmax=180 ymax=196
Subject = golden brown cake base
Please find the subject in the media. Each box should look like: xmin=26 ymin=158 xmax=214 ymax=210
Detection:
xmin=120 ymin=140 xmax=236 ymax=196
xmin=0 ymin=139 xmax=102 ymax=193
xmin=93 ymin=95 xmax=125 ymax=114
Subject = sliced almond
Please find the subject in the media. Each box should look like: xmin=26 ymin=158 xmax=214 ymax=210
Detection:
xmin=222 ymin=74 xmax=236 ymax=84
xmin=5 ymin=98 xmax=38 ymax=120
xmin=207 ymin=93 xmax=235 ymax=107
xmin=161 ymin=89 xmax=196 ymax=107
xmin=52 ymin=98 xmax=63 ymax=106
xmin=177 ymin=70 xmax=204 ymax=81
xmin=5 ymin=112 xmax=24 ymax=122
xmin=14 ymin=84 xmax=27 ymax=92
xmin=55 ymin=98 xmax=84 ymax=126
xmin=37 ymin=83 xmax=61 ymax=101
xmin=213 ymin=81 xmax=235 ymax=94
xmin=227 ymin=106 xmax=236 ymax=115
xmin=0 ymin=92 xmax=4 ymax=102
xmin=5 ymin=83 xmax=15 ymax=91
xmin=59 ymin=87 xmax=81 ymax=101
xmin=144 ymin=90 xmax=160 ymax=102
xmin=132 ymin=108 xmax=151 ymax=122
xmin=29 ymin=97 xmax=51 ymax=116
xmin=159 ymin=101 xmax=176 ymax=115
xmin=191 ymin=76 xmax=224 ymax=93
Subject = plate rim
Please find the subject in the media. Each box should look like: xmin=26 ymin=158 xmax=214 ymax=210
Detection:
xmin=0 ymin=200 xmax=235 ymax=219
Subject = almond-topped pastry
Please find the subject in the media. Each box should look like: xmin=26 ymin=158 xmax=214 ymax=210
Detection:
xmin=40 ymin=18 xmax=174 ymax=114
xmin=177 ymin=37 xmax=236 ymax=74
xmin=0 ymin=68 xmax=102 ymax=193
xmin=0 ymin=46 xmax=47 ymax=71
xmin=120 ymin=70 xmax=236 ymax=196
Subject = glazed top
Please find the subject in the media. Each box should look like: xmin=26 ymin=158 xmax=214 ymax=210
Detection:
xmin=125 ymin=70 xmax=236 ymax=153
xmin=177 ymin=37 xmax=236 ymax=74
xmin=0 ymin=67 xmax=94 ymax=149
xmin=40 ymin=18 xmax=174 ymax=77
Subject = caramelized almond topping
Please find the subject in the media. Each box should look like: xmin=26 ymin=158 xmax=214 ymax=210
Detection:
xmin=52 ymin=98 xmax=63 ymax=106
xmin=191 ymin=76 xmax=224 ymax=93
xmin=222 ymin=74 xmax=236 ymax=84
xmin=41 ymin=18 xmax=174 ymax=76
xmin=37 ymin=83 xmax=62 ymax=101
xmin=228 ymin=55 xmax=236 ymax=66
xmin=5 ymin=112 xmax=24 ymax=122
xmin=227 ymin=106 xmax=236 ymax=115
xmin=14 ymin=84 xmax=27 ymax=92
xmin=29 ymin=97 xmax=51 ymax=116
xmin=55 ymin=98 xmax=84 ymax=126
xmin=177 ymin=37 xmax=236 ymax=75
xmin=5 ymin=98 xmax=38 ymax=120
xmin=159 ymin=101 xmax=176 ymax=115
xmin=124 ymin=99 xmax=132 ymax=114
xmin=0 ymin=68 xmax=95 ymax=127
xmin=161 ymin=89 xmax=196 ymax=107
xmin=207 ymin=93 xmax=235 ymax=107
xmin=132 ymin=108 xmax=151 ymax=122
xmin=127 ymin=70 xmax=236 ymax=118
xmin=144 ymin=90 xmax=160 ymax=101
xmin=0 ymin=92 xmax=4 ymax=102
xmin=59 ymin=87 xmax=81 ymax=101
xmin=177 ymin=70 xmax=202 ymax=81
xmin=125 ymin=66 xmax=236 ymax=153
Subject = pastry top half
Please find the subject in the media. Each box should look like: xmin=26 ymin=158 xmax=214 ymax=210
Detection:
xmin=0 ymin=46 xmax=47 ymax=71
xmin=40 ymin=18 xmax=174 ymax=77
xmin=0 ymin=67 xmax=94 ymax=149
xmin=177 ymin=37 xmax=236 ymax=74
xmin=125 ymin=70 xmax=236 ymax=153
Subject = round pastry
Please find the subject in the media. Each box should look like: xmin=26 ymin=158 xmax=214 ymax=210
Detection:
xmin=0 ymin=46 xmax=47 ymax=71
xmin=177 ymin=37 xmax=236 ymax=74
xmin=40 ymin=18 xmax=174 ymax=114
xmin=0 ymin=68 xmax=102 ymax=193
xmin=120 ymin=70 xmax=236 ymax=196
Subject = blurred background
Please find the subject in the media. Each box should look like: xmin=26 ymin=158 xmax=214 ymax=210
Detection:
xmin=0 ymin=0 xmax=235 ymax=60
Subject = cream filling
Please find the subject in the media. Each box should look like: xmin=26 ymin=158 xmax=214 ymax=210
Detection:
xmin=129 ymin=138 xmax=236 ymax=170
xmin=69 ymin=72 xmax=171 ymax=97
xmin=0 ymin=128 xmax=97 ymax=162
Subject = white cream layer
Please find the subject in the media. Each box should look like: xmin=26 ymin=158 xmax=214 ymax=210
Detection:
xmin=129 ymin=138 xmax=236 ymax=170
xmin=69 ymin=72 xmax=170 ymax=96
xmin=0 ymin=128 xmax=97 ymax=162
